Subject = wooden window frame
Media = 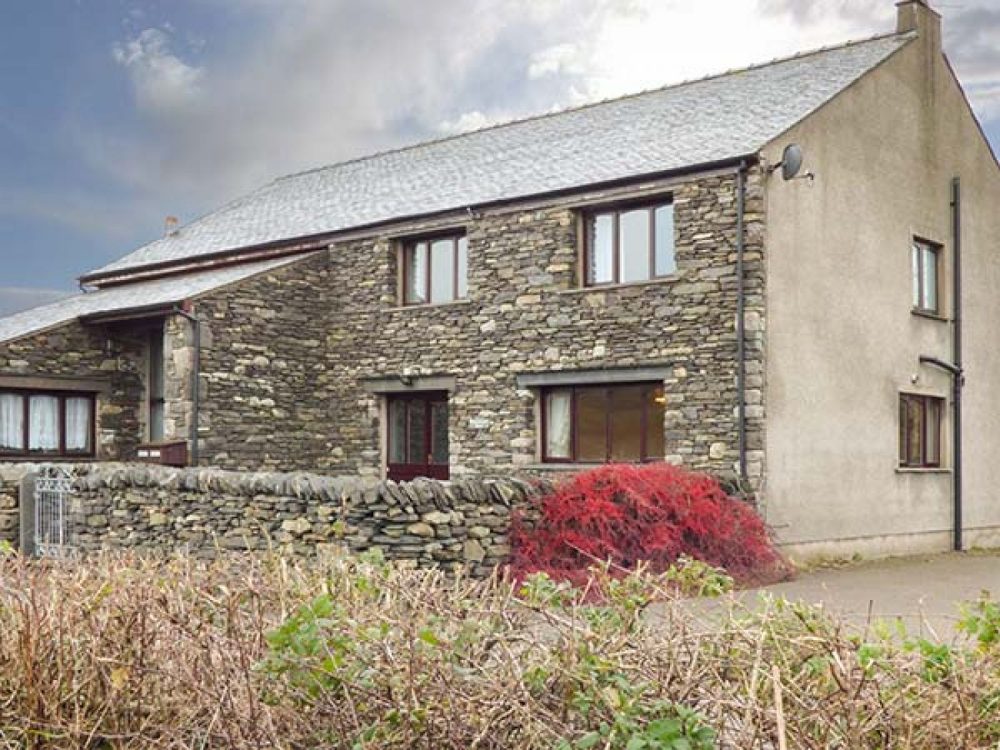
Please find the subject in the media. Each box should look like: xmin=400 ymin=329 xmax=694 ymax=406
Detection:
xmin=400 ymin=232 xmax=468 ymax=306
xmin=0 ymin=389 xmax=97 ymax=459
xmin=899 ymin=393 xmax=943 ymax=468
xmin=582 ymin=199 xmax=674 ymax=287
xmin=540 ymin=383 xmax=665 ymax=464
xmin=911 ymin=238 xmax=942 ymax=315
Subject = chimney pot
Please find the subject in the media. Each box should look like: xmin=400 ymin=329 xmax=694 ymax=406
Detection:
xmin=164 ymin=215 xmax=179 ymax=237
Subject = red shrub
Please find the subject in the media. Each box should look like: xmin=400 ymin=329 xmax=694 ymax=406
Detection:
xmin=510 ymin=463 xmax=790 ymax=586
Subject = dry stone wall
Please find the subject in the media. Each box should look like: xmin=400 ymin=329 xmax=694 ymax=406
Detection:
xmin=60 ymin=464 xmax=540 ymax=574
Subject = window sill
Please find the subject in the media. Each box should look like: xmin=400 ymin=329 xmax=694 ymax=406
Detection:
xmin=895 ymin=467 xmax=950 ymax=474
xmin=911 ymin=309 xmax=949 ymax=323
xmin=389 ymin=299 xmax=472 ymax=312
xmin=558 ymin=276 xmax=678 ymax=296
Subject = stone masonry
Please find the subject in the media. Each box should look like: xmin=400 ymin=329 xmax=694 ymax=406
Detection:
xmin=0 ymin=320 xmax=144 ymax=461
xmin=52 ymin=463 xmax=536 ymax=575
xmin=1 ymin=165 xmax=766 ymax=488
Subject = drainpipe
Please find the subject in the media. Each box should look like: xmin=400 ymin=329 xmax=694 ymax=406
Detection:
xmin=172 ymin=303 xmax=201 ymax=467
xmin=951 ymin=176 xmax=963 ymax=552
xmin=735 ymin=160 xmax=749 ymax=485
xmin=919 ymin=177 xmax=964 ymax=551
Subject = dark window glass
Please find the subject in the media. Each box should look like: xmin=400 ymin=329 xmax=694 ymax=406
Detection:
xmin=576 ymin=388 xmax=607 ymax=462
xmin=388 ymin=399 xmax=407 ymax=463
xmin=585 ymin=201 xmax=674 ymax=286
xmin=149 ymin=329 xmax=165 ymax=441
xmin=403 ymin=234 xmax=468 ymax=305
xmin=407 ymin=401 xmax=427 ymax=464
xmin=542 ymin=383 xmax=665 ymax=463
xmin=899 ymin=393 xmax=944 ymax=468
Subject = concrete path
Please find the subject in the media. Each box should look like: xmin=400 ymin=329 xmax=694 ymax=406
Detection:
xmin=757 ymin=552 xmax=1000 ymax=640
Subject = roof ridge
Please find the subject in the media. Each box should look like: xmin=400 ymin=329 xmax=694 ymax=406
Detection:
xmin=276 ymin=29 xmax=912 ymax=183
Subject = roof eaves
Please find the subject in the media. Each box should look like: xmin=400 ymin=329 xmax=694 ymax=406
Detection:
xmin=80 ymin=154 xmax=761 ymax=287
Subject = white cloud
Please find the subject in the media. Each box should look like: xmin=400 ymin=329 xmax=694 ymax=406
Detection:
xmin=83 ymin=0 xmax=997 ymax=238
xmin=112 ymin=27 xmax=204 ymax=114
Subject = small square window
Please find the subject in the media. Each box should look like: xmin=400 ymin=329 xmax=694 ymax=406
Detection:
xmin=899 ymin=393 xmax=943 ymax=468
xmin=402 ymin=234 xmax=468 ymax=305
xmin=911 ymin=239 xmax=940 ymax=314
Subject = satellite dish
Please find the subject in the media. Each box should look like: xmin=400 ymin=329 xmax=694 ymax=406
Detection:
xmin=780 ymin=143 xmax=803 ymax=181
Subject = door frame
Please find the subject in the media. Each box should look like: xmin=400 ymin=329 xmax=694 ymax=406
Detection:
xmin=384 ymin=391 xmax=450 ymax=481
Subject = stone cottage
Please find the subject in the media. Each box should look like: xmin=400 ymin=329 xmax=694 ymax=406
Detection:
xmin=1 ymin=1 xmax=998 ymax=559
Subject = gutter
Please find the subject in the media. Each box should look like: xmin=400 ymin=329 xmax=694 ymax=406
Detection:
xmin=735 ymin=160 xmax=749 ymax=485
xmin=171 ymin=303 xmax=201 ymax=467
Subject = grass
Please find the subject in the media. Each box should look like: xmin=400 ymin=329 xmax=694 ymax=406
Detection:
xmin=0 ymin=550 xmax=996 ymax=748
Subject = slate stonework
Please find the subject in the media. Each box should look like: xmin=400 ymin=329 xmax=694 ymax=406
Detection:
xmin=58 ymin=463 xmax=538 ymax=575
xmin=1 ymin=166 xmax=766 ymax=488
xmin=0 ymin=321 xmax=144 ymax=461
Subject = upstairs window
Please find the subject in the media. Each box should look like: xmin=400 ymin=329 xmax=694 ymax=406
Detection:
xmin=585 ymin=201 xmax=675 ymax=286
xmin=911 ymin=239 xmax=940 ymax=314
xmin=403 ymin=234 xmax=468 ymax=305
xmin=0 ymin=390 xmax=95 ymax=458
xmin=542 ymin=383 xmax=665 ymax=463
xmin=899 ymin=393 xmax=942 ymax=468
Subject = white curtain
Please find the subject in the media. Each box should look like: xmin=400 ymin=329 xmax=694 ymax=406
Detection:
xmin=0 ymin=394 xmax=23 ymax=450
xmin=546 ymin=390 xmax=572 ymax=458
xmin=65 ymin=397 xmax=92 ymax=452
xmin=29 ymin=395 xmax=59 ymax=452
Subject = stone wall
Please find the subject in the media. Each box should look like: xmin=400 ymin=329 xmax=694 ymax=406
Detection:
xmin=0 ymin=320 xmax=145 ymax=461
xmin=0 ymin=464 xmax=28 ymax=547
xmin=60 ymin=464 xmax=537 ymax=574
xmin=183 ymin=253 xmax=334 ymax=470
xmin=182 ymin=167 xmax=765 ymax=485
xmin=322 ymin=168 xmax=766 ymax=481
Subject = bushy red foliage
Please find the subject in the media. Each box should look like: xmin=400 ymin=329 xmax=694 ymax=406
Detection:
xmin=511 ymin=463 xmax=790 ymax=586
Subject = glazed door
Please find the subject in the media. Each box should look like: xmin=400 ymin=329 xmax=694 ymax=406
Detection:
xmin=386 ymin=392 xmax=450 ymax=481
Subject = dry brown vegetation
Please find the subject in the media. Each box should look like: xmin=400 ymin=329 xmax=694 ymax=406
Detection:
xmin=0 ymin=550 xmax=996 ymax=748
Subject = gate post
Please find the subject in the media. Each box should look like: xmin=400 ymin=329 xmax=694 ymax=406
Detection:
xmin=18 ymin=473 xmax=37 ymax=557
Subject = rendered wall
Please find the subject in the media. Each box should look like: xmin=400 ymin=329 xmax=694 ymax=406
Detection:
xmin=762 ymin=14 xmax=1000 ymax=559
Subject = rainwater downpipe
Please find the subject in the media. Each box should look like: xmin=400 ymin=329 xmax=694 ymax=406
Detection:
xmin=735 ymin=160 xmax=749 ymax=485
xmin=172 ymin=303 xmax=201 ymax=467
xmin=951 ymin=176 xmax=963 ymax=552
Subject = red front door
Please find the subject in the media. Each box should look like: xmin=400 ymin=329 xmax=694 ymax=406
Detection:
xmin=386 ymin=392 xmax=450 ymax=481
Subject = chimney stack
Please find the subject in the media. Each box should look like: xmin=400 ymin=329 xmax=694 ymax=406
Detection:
xmin=896 ymin=0 xmax=941 ymax=49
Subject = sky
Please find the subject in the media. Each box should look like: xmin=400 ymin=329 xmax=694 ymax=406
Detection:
xmin=0 ymin=0 xmax=998 ymax=316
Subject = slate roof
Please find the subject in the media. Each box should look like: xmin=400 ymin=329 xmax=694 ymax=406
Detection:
xmin=85 ymin=31 xmax=914 ymax=281
xmin=0 ymin=256 xmax=304 ymax=345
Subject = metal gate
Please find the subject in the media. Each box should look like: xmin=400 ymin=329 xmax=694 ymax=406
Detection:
xmin=34 ymin=466 xmax=75 ymax=557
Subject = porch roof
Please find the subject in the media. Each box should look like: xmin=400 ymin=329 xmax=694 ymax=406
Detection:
xmin=0 ymin=256 xmax=303 ymax=345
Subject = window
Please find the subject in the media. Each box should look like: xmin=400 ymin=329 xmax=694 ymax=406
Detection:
xmin=403 ymin=234 xmax=468 ymax=305
xmin=0 ymin=390 xmax=95 ymax=458
xmin=542 ymin=383 xmax=665 ymax=463
xmin=585 ymin=201 xmax=675 ymax=286
xmin=149 ymin=329 xmax=165 ymax=441
xmin=899 ymin=393 xmax=943 ymax=468
xmin=911 ymin=239 xmax=940 ymax=314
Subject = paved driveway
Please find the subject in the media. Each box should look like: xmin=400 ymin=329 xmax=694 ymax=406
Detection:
xmin=757 ymin=552 xmax=1000 ymax=639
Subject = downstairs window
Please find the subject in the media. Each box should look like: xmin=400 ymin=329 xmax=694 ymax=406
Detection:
xmin=542 ymin=383 xmax=665 ymax=463
xmin=0 ymin=390 xmax=95 ymax=458
xmin=899 ymin=393 xmax=943 ymax=468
